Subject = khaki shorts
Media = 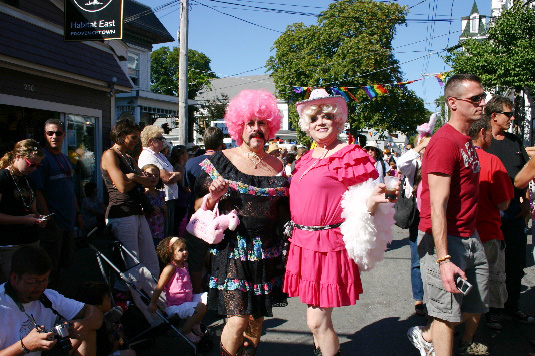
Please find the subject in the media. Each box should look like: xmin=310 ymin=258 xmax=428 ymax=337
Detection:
xmin=483 ymin=239 xmax=508 ymax=308
xmin=418 ymin=230 xmax=489 ymax=322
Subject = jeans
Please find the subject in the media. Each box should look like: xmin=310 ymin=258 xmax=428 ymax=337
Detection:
xmin=409 ymin=215 xmax=423 ymax=301
xmin=501 ymin=200 xmax=527 ymax=313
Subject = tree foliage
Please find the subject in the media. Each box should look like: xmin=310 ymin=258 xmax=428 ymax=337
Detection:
xmin=151 ymin=46 xmax=217 ymax=98
xmin=194 ymin=94 xmax=229 ymax=136
xmin=266 ymin=0 xmax=430 ymax=140
xmin=445 ymin=4 xmax=535 ymax=91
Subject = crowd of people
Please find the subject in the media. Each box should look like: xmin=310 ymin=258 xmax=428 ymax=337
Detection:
xmin=0 ymin=74 xmax=534 ymax=356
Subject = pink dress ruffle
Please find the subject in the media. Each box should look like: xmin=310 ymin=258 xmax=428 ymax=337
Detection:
xmin=284 ymin=145 xmax=378 ymax=308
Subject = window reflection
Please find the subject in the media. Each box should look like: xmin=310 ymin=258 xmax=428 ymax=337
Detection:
xmin=66 ymin=115 xmax=96 ymax=201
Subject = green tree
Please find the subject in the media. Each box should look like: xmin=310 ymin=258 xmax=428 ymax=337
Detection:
xmin=194 ymin=94 xmax=229 ymax=136
xmin=266 ymin=0 xmax=430 ymax=143
xmin=445 ymin=4 xmax=535 ymax=92
xmin=151 ymin=46 xmax=217 ymax=98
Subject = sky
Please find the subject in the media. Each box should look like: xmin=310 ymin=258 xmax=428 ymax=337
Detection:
xmin=138 ymin=0 xmax=492 ymax=112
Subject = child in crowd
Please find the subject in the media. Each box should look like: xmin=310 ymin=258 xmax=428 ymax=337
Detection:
xmin=387 ymin=157 xmax=399 ymax=177
xmin=285 ymin=152 xmax=296 ymax=176
xmin=75 ymin=281 xmax=136 ymax=356
xmin=149 ymin=237 xmax=207 ymax=344
xmin=81 ymin=182 xmax=105 ymax=236
xmin=141 ymin=164 xmax=167 ymax=246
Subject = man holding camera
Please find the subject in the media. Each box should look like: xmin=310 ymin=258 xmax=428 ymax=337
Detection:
xmin=408 ymin=74 xmax=490 ymax=356
xmin=0 ymin=245 xmax=102 ymax=356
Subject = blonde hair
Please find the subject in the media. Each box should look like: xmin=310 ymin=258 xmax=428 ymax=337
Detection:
xmin=0 ymin=139 xmax=44 ymax=169
xmin=140 ymin=125 xmax=164 ymax=147
xmin=298 ymin=103 xmax=346 ymax=134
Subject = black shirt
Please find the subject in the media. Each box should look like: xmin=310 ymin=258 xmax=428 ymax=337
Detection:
xmin=0 ymin=169 xmax=39 ymax=246
xmin=486 ymin=132 xmax=529 ymax=201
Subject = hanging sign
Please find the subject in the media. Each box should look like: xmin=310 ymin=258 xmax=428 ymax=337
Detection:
xmin=64 ymin=0 xmax=124 ymax=41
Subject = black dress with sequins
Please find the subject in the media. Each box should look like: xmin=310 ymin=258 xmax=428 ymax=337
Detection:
xmin=194 ymin=152 xmax=290 ymax=318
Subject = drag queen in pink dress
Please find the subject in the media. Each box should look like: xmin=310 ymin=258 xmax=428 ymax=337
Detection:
xmin=284 ymin=89 xmax=397 ymax=356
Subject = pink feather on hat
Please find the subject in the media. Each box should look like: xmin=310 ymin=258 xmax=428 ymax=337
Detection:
xmin=416 ymin=112 xmax=439 ymax=144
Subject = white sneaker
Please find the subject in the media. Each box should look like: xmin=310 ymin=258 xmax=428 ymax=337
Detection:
xmin=407 ymin=326 xmax=435 ymax=356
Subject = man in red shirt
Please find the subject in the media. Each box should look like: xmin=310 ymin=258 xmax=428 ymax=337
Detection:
xmin=468 ymin=116 xmax=513 ymax=346
xmin=408 ymin=74 xmax=489 ymax=356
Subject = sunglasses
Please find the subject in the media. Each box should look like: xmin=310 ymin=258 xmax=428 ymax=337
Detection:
xmin=24 ymin=158 xmax=42 ymax=168
xmin=452 ymin=94 xmax=486 ymax=104
xmin=143 ymin=172 xmax=159 ymax=178
xmin=153 ymin=136 xmax=165 ymax=141
xmin=495 ymin=111 xmax=514 ymax=118
xmin=46 ymin=130 xmax=64 ymax=136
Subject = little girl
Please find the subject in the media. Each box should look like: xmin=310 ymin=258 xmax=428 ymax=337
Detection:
xmin=142 ymin=164 xmax=167 ymax=245
xmin=148 ymin=237 xmax=207 ymax=343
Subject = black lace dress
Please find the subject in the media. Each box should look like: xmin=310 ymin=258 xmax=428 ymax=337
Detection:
xmin=194 ymin=152 xmax=290 ymax=318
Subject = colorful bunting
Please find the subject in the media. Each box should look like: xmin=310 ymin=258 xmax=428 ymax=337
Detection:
xmin=435 ymin=73 xmax=446 ymax=87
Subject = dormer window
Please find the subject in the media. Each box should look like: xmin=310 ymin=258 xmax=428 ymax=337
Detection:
xmin=470 ymin=15 xmax=479 ymax=33
xmin=128 ymin=52 xmax=140 ymax=87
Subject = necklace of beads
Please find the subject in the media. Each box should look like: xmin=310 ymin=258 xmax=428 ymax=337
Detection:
xmin=9 ymin=167 xmax=34 ymax=212
xmin=298 ymin=140 xmax=339 ymax=181
xmin=239 ymin=146 xmax=265 ymax=169
xmin=114 ymin=146 xmax=135 ymax=172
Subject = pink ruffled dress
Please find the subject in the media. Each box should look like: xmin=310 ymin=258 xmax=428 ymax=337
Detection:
xmin=283 ymin=145 xmax=378 ymax=308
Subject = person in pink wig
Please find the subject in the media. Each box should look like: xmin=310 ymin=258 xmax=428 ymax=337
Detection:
xmin=192 ymin=89 xmax=290 ymax=356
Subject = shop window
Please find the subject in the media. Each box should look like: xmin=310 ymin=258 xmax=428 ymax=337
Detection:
xmin=66 ymin=115 xmax=97 ymax=201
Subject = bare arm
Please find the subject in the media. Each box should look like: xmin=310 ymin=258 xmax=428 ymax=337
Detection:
xmin=0 ymin=329 xmax=56 ymax=356
xmin=514 ymin=157 xmax=535 ymax=189
xmin=70 ymin=304 xmax=103 ymax=337
xmin=159 ymin=169 xmax=180 ymax=185
xmin=496 ymin=200 xmax=510 ymax=211
xmin=428 ymin=173 xmax=466 ymax=293
xmin=148 ymin=264 xmax=175 ymax=312
xmin=194 ymin=175 xmax=228 ymax=211
xmin=101 ymin=150 xmax=137 ymax=193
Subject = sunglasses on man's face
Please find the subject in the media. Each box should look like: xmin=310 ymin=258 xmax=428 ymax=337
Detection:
xmin=24 ymin=158 xmax=42 ymax=168
xmin=46 ymin=130 xmax=64 ymax=137
xmin=495 ymin=111 xmax=514 ymax=118
xmin=452 ymin=94 xmax=486 ymax=104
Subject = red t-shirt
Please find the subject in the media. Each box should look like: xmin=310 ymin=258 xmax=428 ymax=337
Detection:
xmin=419 ymin=124 xmax=480 ymax=237
xmin=475 ymin=148 xmax=514 ymax=243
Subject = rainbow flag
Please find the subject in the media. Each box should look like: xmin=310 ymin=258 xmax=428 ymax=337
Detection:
xmin=363 ymin=85 xmax=388 ymax=99
xmin=331 ymin=87 xmax=349 ymax=102
xmin=435 ymin=73 xmax=446 ymax=87
xmin=293 ymin=86 xmax=304 ymax=93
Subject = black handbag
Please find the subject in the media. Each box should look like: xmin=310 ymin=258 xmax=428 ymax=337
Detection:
xmin=393 ymin=173 xmax=418 ymax=229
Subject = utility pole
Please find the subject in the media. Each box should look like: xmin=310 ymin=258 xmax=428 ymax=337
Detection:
xmin=178 ymin=0 xmax=189 ymax=145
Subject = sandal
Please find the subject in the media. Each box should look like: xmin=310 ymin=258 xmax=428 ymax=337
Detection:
xmin=415 ymin=303 xmax=427 ymax=316
xmin=184 ymin=331 xmax=202 ymax=344
xmin=243 ymin=337 xmax=257 ymax=356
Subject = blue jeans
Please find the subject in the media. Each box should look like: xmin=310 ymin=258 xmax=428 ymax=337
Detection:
xmin=501 ymin=200 xmax=527 ymax=313
xmin=409 ymin=215 xmax=424 ymax=301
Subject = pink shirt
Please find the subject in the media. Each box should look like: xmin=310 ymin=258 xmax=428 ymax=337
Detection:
xmin=289 ymin=145 xmax=378 ymax=252
xmin=164 ymin=263 xmax=193 ymax=307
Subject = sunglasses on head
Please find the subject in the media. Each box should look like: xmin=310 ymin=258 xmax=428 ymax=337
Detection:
xmin=495 ymin=111 xmax=514 ymax=118
xmin=46 ymin=130 xmax=64 ymax=137
xmin=452 ymin=94 xmax=486 ymax=104
xmin=24 ymin=158 xmax=42 ymax=168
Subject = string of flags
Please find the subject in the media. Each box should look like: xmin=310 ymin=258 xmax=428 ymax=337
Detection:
xmin=293 ymin=72 xmax=450 ymax=101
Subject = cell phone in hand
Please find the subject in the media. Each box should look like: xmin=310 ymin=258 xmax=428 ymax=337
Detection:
xmin=456 ymin=276 xmax=473 ymax=295
xmin=38 ymin=213 xmax=55 ymax=221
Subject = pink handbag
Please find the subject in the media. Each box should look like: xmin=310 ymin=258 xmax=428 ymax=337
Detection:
xmin=186 ymin=195 xmax=240 ymax=244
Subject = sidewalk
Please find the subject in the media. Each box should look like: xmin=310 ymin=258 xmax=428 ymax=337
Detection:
xmin=60 ymin=226 xmax=535 ymax=355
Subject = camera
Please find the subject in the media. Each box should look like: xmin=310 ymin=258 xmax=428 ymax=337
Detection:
xmin=39 ymin=321 xmax=73 ymax=356
xmin=455 ymin=276 xmax=473 ymax=296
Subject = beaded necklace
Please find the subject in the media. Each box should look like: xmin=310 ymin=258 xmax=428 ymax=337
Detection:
xmin=239 ymin=146 xmax=265 ymax=169
xmin=298 ymin=140 xmax=339 ymax=181
xmin=114 ymin=146 xmax=135 ymax=172
xmin=45 ymin=146 xmax=72 ymax=178
xmin=8 ymin=167 xmax=34 ymax=212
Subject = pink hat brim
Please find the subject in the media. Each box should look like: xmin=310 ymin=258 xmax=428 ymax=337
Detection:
xmin=296 ymin=96 xmax=348 ymax=118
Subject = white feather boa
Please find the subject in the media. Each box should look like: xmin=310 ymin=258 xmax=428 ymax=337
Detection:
xmin=340 ymin=179 xmax=395 ymax=271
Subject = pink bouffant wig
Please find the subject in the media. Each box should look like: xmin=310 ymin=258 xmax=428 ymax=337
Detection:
xmin=224 ymin=89 xmax=282 ymax=146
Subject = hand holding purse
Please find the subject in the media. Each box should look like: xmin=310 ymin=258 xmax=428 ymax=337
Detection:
xmin=186 ymin=195 xmax=240 ymax=244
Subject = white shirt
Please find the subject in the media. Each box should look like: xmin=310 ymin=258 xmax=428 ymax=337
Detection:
xmin=396 ymin=149 xmax=421 ymax=198
xmin=138 ymin=148 xmax=179 ymax=201
xmin=0 ymin=285 xmax=84 ymax=356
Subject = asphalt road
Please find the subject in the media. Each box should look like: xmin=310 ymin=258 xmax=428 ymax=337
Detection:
xmin=63 ymin=225 xmax=535 ymax=356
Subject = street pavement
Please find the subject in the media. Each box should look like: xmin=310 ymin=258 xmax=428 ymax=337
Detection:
xmin=63 ymin=225 xmax=535 ymax=356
